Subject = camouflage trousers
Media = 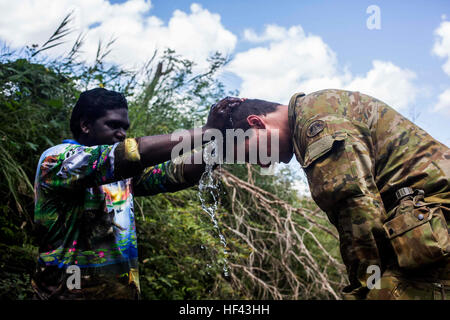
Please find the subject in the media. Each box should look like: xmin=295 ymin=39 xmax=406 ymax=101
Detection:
xmin=366 ymin=260 xmax=450 ymax=300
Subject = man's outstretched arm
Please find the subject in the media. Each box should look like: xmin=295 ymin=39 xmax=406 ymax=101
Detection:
xmin=132 ymin=146 xmax=211 ymax=197
xmin=134 ymin=96 xmax=243 ymax=168
xmin=38 ymin=97 xmax=241 ymax=190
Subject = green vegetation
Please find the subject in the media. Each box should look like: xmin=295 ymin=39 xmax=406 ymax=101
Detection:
xmin=0 ymin=17 xmax=345 ymax=300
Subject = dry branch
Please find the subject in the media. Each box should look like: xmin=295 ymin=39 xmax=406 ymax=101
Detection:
xmin=216 ymin=168 xmax=347 ymax=299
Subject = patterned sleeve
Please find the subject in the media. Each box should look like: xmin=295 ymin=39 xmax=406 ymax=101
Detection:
xmin=37 ymin=138 xmax=143 ymax=190
xmin=131 ymin=159 xmax=188 ymax=196
xmin=290 ymin=92 xmax=387 ymax=297
xmin=132 ymin=140 xmax=212 ymax=196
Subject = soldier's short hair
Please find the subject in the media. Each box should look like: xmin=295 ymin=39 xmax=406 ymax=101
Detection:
xmin=230 ymin=99 xmax=281 ymax=130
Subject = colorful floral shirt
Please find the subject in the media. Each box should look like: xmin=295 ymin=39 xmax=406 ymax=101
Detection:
xmin=32 ymin=138 xmax=187 ymax=299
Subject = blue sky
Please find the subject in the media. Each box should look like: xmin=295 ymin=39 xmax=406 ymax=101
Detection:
xmin=146 ymin=0 xmax=448 ymax=76
xmin=0 ymin=0 xmax=449 ymax=146
xmin=148 ymin=0 xmax=450 ymax=145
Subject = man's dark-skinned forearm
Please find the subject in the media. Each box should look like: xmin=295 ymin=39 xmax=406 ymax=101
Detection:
xmin=126 ymin=97 xmax=245 ymax=187
xmin=136 ymin=126 xmax=211 ymax=168
xmin=137 ymin=97 xmax=244 ymax=168
xmin=137 ymin=126 xmax=211 ymax=190
xmin=131 ymin=141 xmax=213 ymax=196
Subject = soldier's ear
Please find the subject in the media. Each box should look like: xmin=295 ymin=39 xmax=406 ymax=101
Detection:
xmin=247 ymin=115 xmax=266 ymax=129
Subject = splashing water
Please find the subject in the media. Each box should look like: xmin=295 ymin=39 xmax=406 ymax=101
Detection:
xmin=198 ymin=141 xmax=230 ymax=277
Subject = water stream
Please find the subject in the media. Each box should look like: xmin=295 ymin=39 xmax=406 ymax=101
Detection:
xmin=198 ymin=141 xmax=229 ymax=277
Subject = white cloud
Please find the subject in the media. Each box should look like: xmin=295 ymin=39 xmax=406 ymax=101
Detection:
xmin=228 ymin=25 xmax=341 ymax=103
xmin=345 ymin=60 xmax=417 ymax=110
xmin=89 ymin=2 xmax=237 ymax=69
xmin=228 ymin=24 xmax=418 ymax=111
xmin=435 ymin=88 xmax=450 ymax=115
xmin=433 ymin=20 xmax=450 ymax=76
xmin=0 ymin=1 xmax=237 ymax=70
xmin=243 ymin=24 xmax=300 ymax=43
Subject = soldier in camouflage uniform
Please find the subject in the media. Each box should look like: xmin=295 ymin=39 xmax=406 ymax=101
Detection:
xmin=224 ymin=89 xmax=450 ymax=300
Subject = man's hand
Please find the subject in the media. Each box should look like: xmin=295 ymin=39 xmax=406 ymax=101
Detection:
xmin=204 ymin=96 xmax=245 ymax=131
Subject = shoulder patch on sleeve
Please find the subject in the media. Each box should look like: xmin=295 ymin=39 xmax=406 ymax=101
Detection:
xmin=306 ymin=120 xmax=325 ymax=137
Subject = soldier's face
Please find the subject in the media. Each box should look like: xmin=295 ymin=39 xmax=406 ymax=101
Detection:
xmin=81 ymin=108 xmax=130 ymax=146
xmin=244 ymin=128 xmax=293 ymax=167
xmin=229 ymin=129 xmax=275 ymax=167
xmin=231 ymin=106 xmax=293 ymax=166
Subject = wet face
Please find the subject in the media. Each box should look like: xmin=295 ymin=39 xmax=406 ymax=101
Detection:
xmin=242 ymin=127 xmax=293 ymax=167
xmin=80 ymin=108 xmax=130 ymax=146
xmin=230 ymin=105 xmax=293 ymax=167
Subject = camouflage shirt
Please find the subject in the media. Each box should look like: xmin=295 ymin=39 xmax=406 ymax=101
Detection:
xmin=288 ymin=89 xmax=450 ymax=295
xmin=32 ymin=138 xmax=187 ymax=299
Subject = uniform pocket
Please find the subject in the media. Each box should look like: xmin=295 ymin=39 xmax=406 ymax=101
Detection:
xmin=302 ymin=132 xmax=347 ymax=168
xmin=384 ymin=199 xmax=450 ymax=269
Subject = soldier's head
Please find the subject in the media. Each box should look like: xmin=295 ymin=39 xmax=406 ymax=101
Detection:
xmin=70 ymin=88 xmax=130 ymax=146
xmin=227 ymin=98 xmax=293 ymax=166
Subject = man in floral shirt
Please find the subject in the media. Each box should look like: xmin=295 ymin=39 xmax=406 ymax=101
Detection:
xmin=32 ymin=88 xmax=241 ymax=299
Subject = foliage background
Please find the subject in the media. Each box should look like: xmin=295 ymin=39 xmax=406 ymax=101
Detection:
xmin=0 ymin=19 xmax=345 ymax=300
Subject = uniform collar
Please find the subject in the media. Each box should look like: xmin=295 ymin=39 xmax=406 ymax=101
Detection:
xmin=288 ymin=92 xmax=306 ymax=132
